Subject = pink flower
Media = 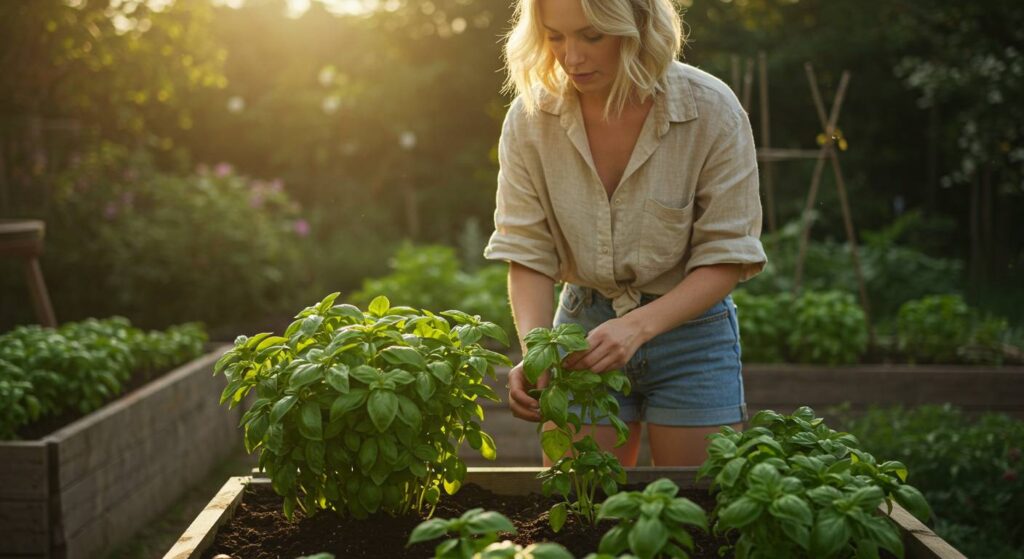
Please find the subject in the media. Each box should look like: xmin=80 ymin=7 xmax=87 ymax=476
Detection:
xmin=292 ymin=218 xmax=311 ymax=237
xmin=103 ymin=202 xmax=118 ymax=220
xmin=269 ymin=178 xmax=284 ymax=192
xmin=214 ymin=162 xmax=233 ymax=178
xmin=249 ymin=191 xmax=265 ymax=209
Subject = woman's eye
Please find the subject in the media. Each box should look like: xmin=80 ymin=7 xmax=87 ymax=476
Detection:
xmin=547 ymin=35 xmax=563 ymax=42
xmin=584 ymin=34 xmax=603 ymax=42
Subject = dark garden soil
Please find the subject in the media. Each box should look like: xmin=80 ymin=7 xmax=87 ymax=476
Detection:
xmin=16 ymin=365 xmax=180 ymax=440
xmin=202 ymin=482 xmax=732 ymax=559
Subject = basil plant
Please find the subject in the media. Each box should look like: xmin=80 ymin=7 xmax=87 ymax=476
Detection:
xmin=216 ymin=293 xmax=511 ymax=519
xmin=699 ymin=407 xmax=932 ymax=559
xmin=522 ymin=324 xmax=632 ymax=531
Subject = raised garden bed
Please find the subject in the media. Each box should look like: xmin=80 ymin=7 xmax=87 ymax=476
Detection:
xmin=467 ymin=364 xmax=1024 ymax=466
xmin=163 ymin=467 xmax=965 ymax=559
xmin=0 ymin=345 xmax=241 ymax=559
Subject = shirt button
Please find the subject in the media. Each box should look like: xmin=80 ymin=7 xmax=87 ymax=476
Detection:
xmin=601 ymin=247 xmax=609 ymax=255
xmin=614 ymin=198 xmax=622 ymax=205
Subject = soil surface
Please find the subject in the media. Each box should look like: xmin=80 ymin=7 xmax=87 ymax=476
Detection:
xmin=203 ymin=482 xmax=732 ymax=559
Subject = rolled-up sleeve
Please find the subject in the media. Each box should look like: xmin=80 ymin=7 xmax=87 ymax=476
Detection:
xmin=685 ymin=108 xmax=768 ymax=281
xmin=483 ymin=107 xmax=560 ymax=280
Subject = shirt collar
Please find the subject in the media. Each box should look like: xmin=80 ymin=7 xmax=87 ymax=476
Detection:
xmin=535 ymin=61 xmax=699 ymax=125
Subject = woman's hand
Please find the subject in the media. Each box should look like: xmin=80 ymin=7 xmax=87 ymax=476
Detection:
xmin=562 ymin=316 xmax=646 ymax=373
xmin=507 ymin=361 xmax=549 ymax=422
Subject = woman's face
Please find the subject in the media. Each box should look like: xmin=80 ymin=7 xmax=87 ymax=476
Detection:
xmin=539 ymin=0 xmax=622 ymax=100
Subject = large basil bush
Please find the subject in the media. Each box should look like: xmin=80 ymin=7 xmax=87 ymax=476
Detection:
xmin=699 ymin=407 xmax=932 ymax=559
xmin=216 ymin=293 xmax=511 ymax=519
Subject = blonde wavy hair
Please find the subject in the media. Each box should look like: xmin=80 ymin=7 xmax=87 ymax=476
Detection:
xmin=503 ymin=0 xmax=685 ymax=119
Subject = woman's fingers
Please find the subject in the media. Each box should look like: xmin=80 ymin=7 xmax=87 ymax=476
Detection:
xmin=507 ymin=363 xmax=542 ymax=422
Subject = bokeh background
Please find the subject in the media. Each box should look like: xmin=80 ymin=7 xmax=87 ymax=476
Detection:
xmin=1 ymin=0 xmax=1022 ymax=344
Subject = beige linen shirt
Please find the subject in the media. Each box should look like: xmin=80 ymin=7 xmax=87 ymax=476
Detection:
xmin=484 ymin=61 xmax=768 ymax=317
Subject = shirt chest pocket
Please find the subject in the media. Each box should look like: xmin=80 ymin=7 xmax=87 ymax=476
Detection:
xmin=638 ymin=197 xmax=694 ymax=276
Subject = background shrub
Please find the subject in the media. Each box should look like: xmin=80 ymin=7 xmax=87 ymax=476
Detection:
xmin=350 ymin=244 xmax=513 ymax=342
xmin=732 ymin=290 xmax=792 ymax=364
xmin=897 ymin=295 xmax=971 ymax=363
xmin=786 ymin=290 xmax=868 ymax=365
xmin=34 ymin=143 xmax=315 ymax=331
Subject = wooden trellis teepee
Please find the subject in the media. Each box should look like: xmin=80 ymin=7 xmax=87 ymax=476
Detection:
xmin=731 ymin=54 xmax=874 ymax=344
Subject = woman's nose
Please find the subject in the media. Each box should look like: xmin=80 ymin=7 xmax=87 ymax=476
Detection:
xmin=564 ymin=40 xmax=585 ymax=67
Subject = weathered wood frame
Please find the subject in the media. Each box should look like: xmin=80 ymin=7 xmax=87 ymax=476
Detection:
xmin=163 ymin=468 xmax=966 ymax=559
xmin=0 ymin=346 xmax=239 ymax=559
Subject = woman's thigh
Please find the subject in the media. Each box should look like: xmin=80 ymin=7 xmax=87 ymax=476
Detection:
xmin=648 ymin=422 xmax=743 ymax=467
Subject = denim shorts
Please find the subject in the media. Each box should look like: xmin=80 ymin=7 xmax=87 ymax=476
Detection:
xmin=554 ymin=284 xmax=748 ymax=427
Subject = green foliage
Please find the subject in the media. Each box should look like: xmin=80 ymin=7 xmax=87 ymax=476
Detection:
xmin=596 ymin=478 xmax=708 ymax=559
xmin=731 ymin=290 xmax=791 ymax=364
xmin=351 ymin=244 xmax=513 ymax=342
xmin=787 ymin=291 xmax=868 ymax=366
xmin=733 ymin=289 xmax=866 ymax=365
xmin=896 ymin=295 xmax=970 ymax=363
xmin=698 ymin=407 xmax=931 ymax=559
xmin=843 ymin=405 xmax=1024 ymax=559
xmin=407 ymin=508 xmax=584 ymax=559
xmin=523 ymin=324 xmax=631 ymax=531
xmin=38 ymin=143 xmax=312 ymax=330
xmin=408 ymin=508 xmax=571 ymax=559
xmin=0 ymin=317 xmax=206 ymax=439
xmin=215 ymin=293 xmax=511 ymax=520
xmin=896 ymin=294 xmax=1013 ymax=365
xmin=0 ymin=0 xmax=226 ymax=154
xmin=749 ymin=219 xmax=964 ymax=320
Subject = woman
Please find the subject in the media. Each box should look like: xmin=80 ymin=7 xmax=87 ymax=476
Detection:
xmin=483 ymin=0 xmax=767 ymax=467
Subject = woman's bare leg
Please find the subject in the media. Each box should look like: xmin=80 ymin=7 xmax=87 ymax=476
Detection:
xmin=647 ymin=423 xmax=743 ymax=467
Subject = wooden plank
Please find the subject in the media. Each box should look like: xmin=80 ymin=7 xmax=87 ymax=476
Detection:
xmin=0 ymin=441 xmax=49 ymax=557
xmin=0 ymin=441 xmax=48 ymax=500
xmin=57 ymin=396 xmax=240 ymax=558
xmin=57 ymin=402 xmax=209 ymax=535
xmin=886 ymin=503 xmax=967 ymax=559
xmin=56 ymin=386 xmax=240 ymax=541
xmin=50 ymin=348 xmax=229 ymax=489
xmin=465 ymin=466 xmax=709 ymax=494
xmin=162 ymin=476 xmax=250 ymax=559
xmin=0 ymin=500 xmax=50 ymax=556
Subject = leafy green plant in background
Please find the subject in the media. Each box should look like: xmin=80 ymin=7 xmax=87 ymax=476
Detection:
xmin=897 ymin=294 xmax=1013 ymax=365
xmin=0 ymin=317 xmax=206 ymax=439
xmin=896 ymin=294 xmax=970 ymax=363
xmin=699 ymin=407 xmax=931 ymax=559
xmin=841 ymin=404 xmax=1024 ymax=559
xmin=596 ymin=478 xmax=708 ymax=559
xmin=351 ymin=244 xmax=514 ymax=343
xmin=733 ymin=289 xmax=867 ymax=365
xmin=522 ymin=325 xmax=631 ymax=532
xmin=748 ymin=218 xmax=964 ymax=321
xmin=216 ymin=293 xmax=511 ymax=519
xmin=787 ymin=291 xmax=868 ymax=365
xmin=731 ymin=290 xmax=792 ymax=364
